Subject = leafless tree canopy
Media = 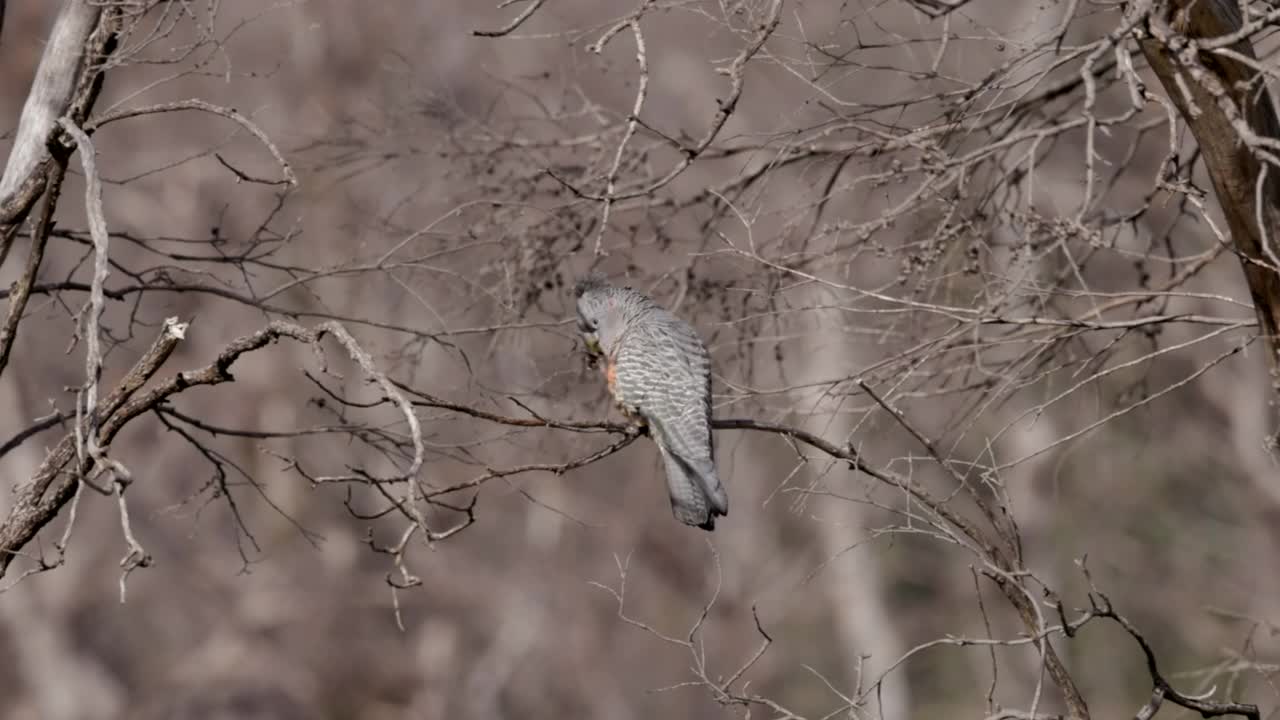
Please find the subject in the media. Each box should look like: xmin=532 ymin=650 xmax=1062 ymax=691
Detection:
xmin=0 ymin=1 xmax=1278 ymax=718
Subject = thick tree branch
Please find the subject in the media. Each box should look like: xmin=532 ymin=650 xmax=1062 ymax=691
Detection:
xmin=0 ymin=160 xmax=65 ymax=380
xmin=0 ymin=0 xmax=102 ymax=203
xmin=0 ymin=317 xmax=187 ymax=579
xmin=0 ymin=319 xmax=421 ymax=581
xmin=0 ymin=0 xmax=117 ymax=250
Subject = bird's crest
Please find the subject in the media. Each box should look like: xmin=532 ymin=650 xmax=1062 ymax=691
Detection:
xmin=573 ymin=272 xmax=610 ymax=298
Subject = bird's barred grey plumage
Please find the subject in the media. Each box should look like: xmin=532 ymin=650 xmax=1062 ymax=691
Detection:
xmin=574 ymin=273 xmax=728 ymax=530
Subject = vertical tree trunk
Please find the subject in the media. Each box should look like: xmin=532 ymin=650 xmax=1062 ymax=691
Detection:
xmin=1137 ymin=0 xmax=1280 ymax=450
xmin=796 ymin=290 xmax=912 ymax=720
xmin=0 ymin=0 xmax=117 ymax=573
xmin=0 ymin=0 xmax=112 ymax=235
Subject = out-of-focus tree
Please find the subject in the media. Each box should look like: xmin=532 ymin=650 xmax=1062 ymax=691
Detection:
xmin=0 ymin=0 xmax=1278 ymax=719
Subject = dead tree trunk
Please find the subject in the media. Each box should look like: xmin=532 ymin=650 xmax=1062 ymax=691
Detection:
xmin=0 ymin=1 xmax=120 ymax=578
xmin=0 ymin=2 xmax=117 ymax=382
xmin=0 ymin=1 xmax=115 ymax=242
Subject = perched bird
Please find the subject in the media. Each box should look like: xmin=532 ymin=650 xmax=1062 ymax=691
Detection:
xmin=574 ymin=273 xmax=729 ymax=530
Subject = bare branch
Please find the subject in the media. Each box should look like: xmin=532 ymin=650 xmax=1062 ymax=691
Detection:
xmin=88 ymin=99 xmax=296 ymax=186
xmin=1091 ymin=593 xmax=1260 ymax=719
xmin=472 ymin=0 xmax=548 ymax=37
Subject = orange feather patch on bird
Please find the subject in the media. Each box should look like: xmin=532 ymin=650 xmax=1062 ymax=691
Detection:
xmin=605 ymin=359 xmax=618 ymax=396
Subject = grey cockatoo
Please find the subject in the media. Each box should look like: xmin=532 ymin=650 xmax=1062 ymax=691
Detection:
xmin=574 ymin=273 xmax=729 ymax=530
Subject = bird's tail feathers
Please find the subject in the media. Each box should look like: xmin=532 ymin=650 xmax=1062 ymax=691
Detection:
xmin=692 ymin=459 xmax=728 ymax=517
xmin=658 ymin=447 xmax=715 ymax=529
xmin=650 ymin=423 xmax=728 ymax=530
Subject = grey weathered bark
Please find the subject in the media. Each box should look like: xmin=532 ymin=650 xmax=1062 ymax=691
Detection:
xmin=0 ymin=0 xmax=117 ymax=395
xmin=1136 ymin=0 xmax=1280 ymax=448
xmin=0 ymin=318 xmax=187 ymax=579
xmin=0 ymin=0 xmax=114 ymax=238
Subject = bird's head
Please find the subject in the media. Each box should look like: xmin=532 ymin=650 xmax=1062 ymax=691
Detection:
xmin=574 ymin=272 xmax=616 ymax=357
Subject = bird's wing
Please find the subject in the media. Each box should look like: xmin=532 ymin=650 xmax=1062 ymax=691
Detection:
xmin=617 ymin=322 xmax=710 ymax=454
xmin=650 ymin=314 xmax=714 ymax=459
xmin=616 ymin=319 xmax=727 ymax=516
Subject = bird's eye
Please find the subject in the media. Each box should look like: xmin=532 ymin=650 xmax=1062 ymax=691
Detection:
xmin=591 ymin=318 xmax=600 ymax=329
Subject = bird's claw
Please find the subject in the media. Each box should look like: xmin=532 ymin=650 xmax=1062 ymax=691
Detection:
xmin=624 ymin=421 xmax=648 ymax=438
